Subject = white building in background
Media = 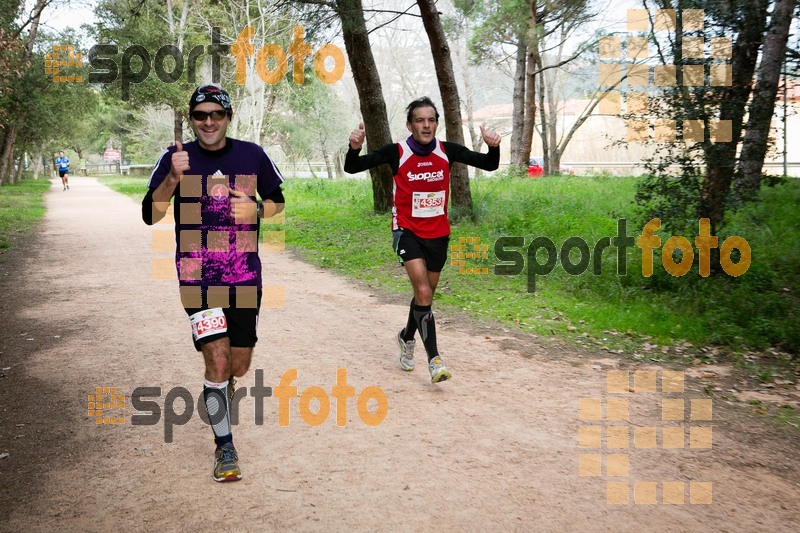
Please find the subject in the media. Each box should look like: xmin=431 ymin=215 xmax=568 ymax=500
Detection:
xmin=472 ymin=81 xmax=800 ymax=177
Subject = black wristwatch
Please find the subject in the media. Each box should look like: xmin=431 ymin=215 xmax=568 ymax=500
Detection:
xmin=256 ymin=200 xmax=264 ymax=219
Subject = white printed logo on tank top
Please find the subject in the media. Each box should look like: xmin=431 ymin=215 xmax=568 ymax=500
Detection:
xmin=393 ymin=139 xmax=451 ymax=238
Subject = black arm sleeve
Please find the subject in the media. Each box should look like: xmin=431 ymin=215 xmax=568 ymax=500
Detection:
xmin=344 ymin=144 xmax=400 ymax=175
xmin=142 ymin=188 xmax=156 ymax=225
xmin=442 ymin=142 xmax=500 ymax=171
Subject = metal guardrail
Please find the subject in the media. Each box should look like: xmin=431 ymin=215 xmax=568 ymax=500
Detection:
xmin=121 ymin=164 xmax=154 ymax=176
xmin=80 ymin=163 xmax=153 ymax=176
xmin=83 ymin=160 xmax=800 ymax=178
xmin=497 ymin=161 xmax=800 ymax=177
xmin=83 ymin=163 xmax=120 ymax=175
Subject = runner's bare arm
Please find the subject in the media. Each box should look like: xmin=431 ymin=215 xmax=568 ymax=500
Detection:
xmin=145 ymin=142 xmax=189 ymax=224
xmin=259 ymin=186 xmax=285 ymax=219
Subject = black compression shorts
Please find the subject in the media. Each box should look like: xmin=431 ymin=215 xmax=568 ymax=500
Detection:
xmin=392 ymin=228 xmax=450 ymax=272
xmin=183 ymin=290 xmax=262 ymax=351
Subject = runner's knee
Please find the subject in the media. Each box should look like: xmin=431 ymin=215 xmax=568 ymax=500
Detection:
xmin=413 ymin=284 xmax=433 ymax=305
xmin=230 ymin=353 xmax=252 ymax=377
xmin=203 ymin=340 xmax=232 ymax=380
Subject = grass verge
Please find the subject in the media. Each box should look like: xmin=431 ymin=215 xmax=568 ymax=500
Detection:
xmin=0 ymin=177 xmax=51 ymax=252
xmin=99 ymin=174 xmax=799 ymax=360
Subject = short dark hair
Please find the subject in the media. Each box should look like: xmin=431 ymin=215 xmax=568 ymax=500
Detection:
xmin=406 ymin=97 xmax=439 ymax=123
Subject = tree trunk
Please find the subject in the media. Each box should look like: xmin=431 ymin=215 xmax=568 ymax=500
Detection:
xmin=546 ymin=65 xmax=563 ymax=174
xmin=335 ymin=151 xmax=344 ymax=179
xmin=537 ymin=58 xmax=549 ymax=175
xmin=520 ymin=2 xmax=540 ymax=169
xmin=1 ymin=0 xmax=45 ymax=185
xmin=0 ymin=125 xmax=18 ymax=185
xmin=22 ymin=0 xmax=46 ymax=58
xmin=32 ymin=152 xmax=43 ymax=180
xmin=174 ymin=109 xmax=183 ymax=143
xmin=13 ymin=152 xmax=25 ymax=184
xmin=416 ymin=0 xmax=473 ymax=217
xmin=734 ymin=0 xmax=797 ymax=201
xmin=335 ymin=0 xmax=393 ymax=213
xmin=699 ymin=0 xmax=770 ymax=233
xmin=459 ymin=37 xmax=483 ymax=177
xmin=320 ymin=139 xmax=334 ymax=180
xmin=520 ymin=49 xmax=537 ymax=168
xmin=464 ymin=82 xmax=484 ymax=178
xmin=547 ymin=27 xmax=569 ymax=175
xmin=510 ymin=37 xmax=527 ymax=168
xmin=306 ymin=158 xmax=319 ymax=179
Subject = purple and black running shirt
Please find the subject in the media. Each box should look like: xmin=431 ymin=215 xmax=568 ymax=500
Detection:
xmin=146 ymin=138 xmax=284 ymax=297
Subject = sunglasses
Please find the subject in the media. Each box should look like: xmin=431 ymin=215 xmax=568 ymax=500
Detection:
xmin=190 ymin=109 xmax=229 ymax=121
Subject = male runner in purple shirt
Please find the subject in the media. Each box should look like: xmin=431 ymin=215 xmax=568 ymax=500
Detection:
xmin=142 ymin=84 xmax=285 ymax=482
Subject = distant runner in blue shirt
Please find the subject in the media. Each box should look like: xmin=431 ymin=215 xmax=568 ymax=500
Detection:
xmin=142 ymin=84 xmax=285 ymax=483
xmin=55 ymin=151 xmax=69 ymax=190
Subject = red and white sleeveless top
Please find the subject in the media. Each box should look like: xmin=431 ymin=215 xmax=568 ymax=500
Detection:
xmin=392 ymin=139 xmax=450 ymax=239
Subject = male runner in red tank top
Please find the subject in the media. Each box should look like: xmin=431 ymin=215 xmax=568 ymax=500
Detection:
xmin=344 ymin=97 xmax=501 ymax=383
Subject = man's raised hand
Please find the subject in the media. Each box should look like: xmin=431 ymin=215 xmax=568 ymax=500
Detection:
xmin=229 ymin=187 xmax=258 ymax=224
xmin=170 ymin=140 xmax=190 ymax=179
xmin=349 ymin=122 xmax=366 ymax=150
xmin=480 ymin=124 xmax=501 ymax=148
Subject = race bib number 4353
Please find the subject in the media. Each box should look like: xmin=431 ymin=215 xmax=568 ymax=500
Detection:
xmin=189 ymin=308 xmax=227 ymax=341
xmin=412 ymin=190 xmax=445 ymax=218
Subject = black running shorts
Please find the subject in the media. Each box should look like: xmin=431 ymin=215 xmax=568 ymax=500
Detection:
xmin=183 ymin=290 xmax=262 ymax=351
xmin=392 ymin=228 xmax=450 ymax=273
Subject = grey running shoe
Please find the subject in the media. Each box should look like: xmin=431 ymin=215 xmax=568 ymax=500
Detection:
xmin=213 ymin=444 xmax=242 ymax=482
xmin=428 ymin=356 xmax=452 ymax=383
xmin=397 ymin=329 xmax=416 ymax=371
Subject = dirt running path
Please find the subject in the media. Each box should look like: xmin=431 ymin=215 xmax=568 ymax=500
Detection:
xmin=1 ymin=176 xmax=798 ymax=532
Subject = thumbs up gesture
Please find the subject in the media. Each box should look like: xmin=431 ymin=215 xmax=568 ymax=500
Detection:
xmin=480 ymin=124 xmax=501 ymax=147
xmin=349 ymin=122 xmax=366 ymax=150
xmin=170 ymin=140 xmax=190 ymax=180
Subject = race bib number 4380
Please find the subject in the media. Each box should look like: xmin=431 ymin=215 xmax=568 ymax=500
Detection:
xmin=412 ymin=190 xmax=446 ymax=218
xmin=189 ymin=308 xmax=227 ymax=341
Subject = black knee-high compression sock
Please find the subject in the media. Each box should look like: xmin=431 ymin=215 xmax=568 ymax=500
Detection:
xmin=403 ymin=298 xmax=417 ymax=341
xmin=412 ymin=304 xmax=439 ymax=361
